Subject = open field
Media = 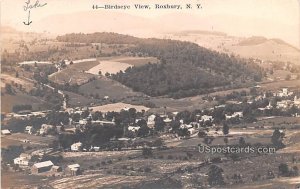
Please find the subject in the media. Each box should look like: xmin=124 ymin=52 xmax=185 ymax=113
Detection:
xmin=87 ymin=61 xmax=132 ymax=75
xmin=1 ymin=171 xmax=47 ymax=189
xmin=78 ymin=76 xmax=143 ymax=100
xmin=87 ymin=56 xmax=159 ymax=75
xmin=49 ymin=67 xmax=95 ymax=85
xmin=1 ymin=73 xmax=34 ymax=90
xmin=168 ymin=33 xmax=300 ymax=65
xmin=1 ymin=93 xmax=48 ymax=113
xmin=1 ymin=133 xmax=57 ymax=148
xmin=90 ymin=102 xmax=149 ymax=112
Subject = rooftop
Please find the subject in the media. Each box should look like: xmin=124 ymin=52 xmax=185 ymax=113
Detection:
xmin=33 ymin=161 xmax=54 ymax=168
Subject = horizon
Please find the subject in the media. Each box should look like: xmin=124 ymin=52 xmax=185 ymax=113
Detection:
xmin=2 ymin=0 xmax=300 ymax=48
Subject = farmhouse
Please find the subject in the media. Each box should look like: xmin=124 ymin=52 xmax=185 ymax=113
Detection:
xmin=66 ymin=164 xmax=81 ymax=176
xmin=31 ymin=161 xmax=54 ymax=174
xmin=71 ymin=142 xmax=83 ymax=151
xmin=14 ymin=153 xmax=32 ymax=167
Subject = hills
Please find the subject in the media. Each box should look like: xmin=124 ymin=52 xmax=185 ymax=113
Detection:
xmin=57 ymin=32 xmax=264 ymax=98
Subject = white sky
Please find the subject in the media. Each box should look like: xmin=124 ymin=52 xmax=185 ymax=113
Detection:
xmin=1 ymin=0 xmax=300 ymax=47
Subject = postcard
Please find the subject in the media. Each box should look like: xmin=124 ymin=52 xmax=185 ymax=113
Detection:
xmin=1 ymin=0 xmax=300 ymax=188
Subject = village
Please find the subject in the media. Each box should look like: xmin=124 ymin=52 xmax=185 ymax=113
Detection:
xmin=2 ymin=82 xmax=300 ymax=188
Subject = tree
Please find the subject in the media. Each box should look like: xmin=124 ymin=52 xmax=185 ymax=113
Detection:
xmin=142 ymin=148 xmax=152 ymax=157
xmin=5 ymin=84 xmax=14 ymax=95
xmin=137 ymin=125 xmax=150 ymax=137
xmin=177 ymin=128 xmax=190 ymax=137
xmin=278 ymin=163 xmax=289 ymax=177
xmin=170 ymin=120 xmax=181 ymax=132
xmin=271 ymin=129 xmax=285 ymax=148
xmin=198 ymin=130 xmax=207 ymax=138
xmin=207 ymin=165 xmax=224 ymax=186
xmin=224 ymin=137 xmax=229 ymax=145
xmin=154 ymin=116 xmax=166 ymax=132
xmin=222 ymin=122 xmax=229 ymax=135
xmin=239 ymin=137 xmax=246 ymax=146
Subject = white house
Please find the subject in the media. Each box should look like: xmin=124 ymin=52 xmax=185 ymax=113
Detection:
xmin=201 ymin=115 xmax=213 ymax=122
xmin=225 ymin=112 xmax=243 ymax=120
xmin=147 ymin=114 xmax=156 ymax=126
xmin=25 ymin=126 xmax=34 ymax=134
xmin=71 ymin=142 xmax=83 ymax=151
xmin=128 ymin=126 xmax=140 ymax=132
xmin=1 ymin=129 xmax=11 ymax=135
xmin=39 ymin=124 xmax=55 ymax=135
xmin=14 ymin=153 xmax=32 ymax=167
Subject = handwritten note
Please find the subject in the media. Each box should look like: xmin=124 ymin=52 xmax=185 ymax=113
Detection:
xmin=23 ymin=0 xmax=47 ymax=25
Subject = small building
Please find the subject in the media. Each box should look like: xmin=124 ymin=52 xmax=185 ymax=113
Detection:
xmin=31 ymin=161 xmax=54 ymax=174
xmin=51 ymin=165 xmax=62 ymax=173
xmin=147 ymin=114 xmax=156 ymax=126
xmin=71 ymin=142 xmax=83 ymax=152
xmin=1 ymin=129 xmax=11 ymax=135
xmin=128 ymin=126 xmax=140 ymax=132
xmin=66 ymin=164 xmax=80 ymax=176
xmin=201 ymin=115 xmax=213 ymax=122
xmin=25 ymin=126 xmax=34 ymax=134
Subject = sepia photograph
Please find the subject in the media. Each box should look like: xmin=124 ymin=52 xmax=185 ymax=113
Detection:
xmin=1 ymin=0 xmax=300 ymax=188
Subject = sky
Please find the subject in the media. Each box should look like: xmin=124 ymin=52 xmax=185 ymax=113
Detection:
xmin=1 ymin=0 xmax=300 ymax=47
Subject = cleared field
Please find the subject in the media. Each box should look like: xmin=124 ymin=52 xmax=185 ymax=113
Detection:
xmin=87 ymin=56 xmax=159 ymax=75
xmin=90 ymin=102 xmax=149 ymax=112
xmin=50 ymin=173 xmax=146 ymax=189
xmin=1 ymin=133 xmax=57 ymax=148
xmin=109 ymin=57 xmax=159 ymax=66
xmin=49 ymin=67 xmax=95 ymax=85
xmin=78 ymin=76 xmax=142 ymax=100
xmin=1 ymin=93 xmax=48 ymax=113
xmin=1 ymin=73 xmax=34 ymax=90
xmin=18 ymin=61 xmax=52 ymax=65
xmin=87 ymin=61 xmax=132 ymax=75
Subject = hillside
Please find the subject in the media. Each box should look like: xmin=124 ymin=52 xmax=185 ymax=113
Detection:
xmin=168 ymin=32 xmax=300 ymax=65
xmin=57 ymin=33 xmax=264 ymax=98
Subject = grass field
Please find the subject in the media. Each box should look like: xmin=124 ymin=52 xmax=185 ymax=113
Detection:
xmin=78 ymin=76 xmax=143 ymax=100
xmin=1 ymin=93 xmax=48 ymax=113
xmin=90 ymin=102 xmax=149 ymax=112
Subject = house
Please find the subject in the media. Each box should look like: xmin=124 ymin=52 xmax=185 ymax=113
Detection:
xmin=25 ymin=126 xmax=34 ymax=134
xmin=147 ymin=114 xmax=156 ymax=127
xmin=277 ymin=100 xmax=292 ymax=109
xmin=188 ymin=128 xmax=197 ymax=135
xmin=39 ymin=124 xmax=55 ymax=135
xmin=51 ymin=165 xmax=62 ymax=173
xmin=1 ymin=129 xmax=11 ymax=135
xmin=294 ymin=96 xmax=300 ymax=108
xmin=201 ymin=115 xmax=213 ymax=122
xmin=71 ymin=142 xmax=83 ymax=151
xmin=31 ymin=161 xmax=54 ymax=174
xmin=277 ymin=88 xmax=293 ymax=97
xmin=163 ymin=117 xmax=172 ymax=123
xmin=128 ymin=126 xmax=140 ymax=132
xmin=66 ymin=164 xmax=80 ymax=176
xmin=14 ymin=153 xmax=32 ymax=167
xmin=90 ymin=146 xmax=100 ymax=152
xmin=180 ymin=124 xmax=193 ymax=129
xmin=225 ymin=112 xmax=243 ymax=120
